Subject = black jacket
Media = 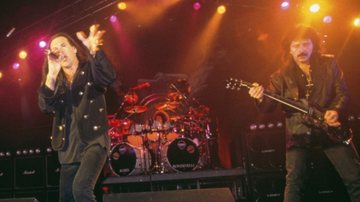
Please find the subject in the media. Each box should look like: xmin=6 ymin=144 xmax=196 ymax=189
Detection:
xmin=38 ymin=50 xmax=116 ymax=151
xmin=258 ymin=54 xmax=349 ymax=148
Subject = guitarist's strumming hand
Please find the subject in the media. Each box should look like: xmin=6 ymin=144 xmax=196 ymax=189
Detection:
xmin=248 ymin=83 xmax=265 ymax=103
xmin=324 ymin=110 xmax=341 ymax=127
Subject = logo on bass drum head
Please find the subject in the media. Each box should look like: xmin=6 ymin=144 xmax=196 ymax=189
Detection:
xmin=177 ymin=140 xmax=187 ymax=150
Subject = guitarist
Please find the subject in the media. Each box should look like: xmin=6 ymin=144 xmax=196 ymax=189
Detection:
xmin=248 ymin=24 xmax=360 ymax=202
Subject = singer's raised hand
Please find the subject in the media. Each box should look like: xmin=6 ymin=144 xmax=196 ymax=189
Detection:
xmin=76 ymin=24 xmax=106 ymax=56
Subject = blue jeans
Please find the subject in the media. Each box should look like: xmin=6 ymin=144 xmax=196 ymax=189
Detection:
xmin=284 ymin=144 xmax=360 ymax=202
xmin=59 ymin=144 xmax=107 ymax=202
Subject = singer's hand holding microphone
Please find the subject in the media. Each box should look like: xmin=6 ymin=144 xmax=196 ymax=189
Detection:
xmin=44 ymin=49 xmax=62 ymax=90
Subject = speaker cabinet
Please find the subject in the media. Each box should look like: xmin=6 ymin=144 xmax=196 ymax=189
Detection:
xmin=13 ymin=190 xmax=44 ymax=202
xmin=0 ymin=192 xmax=13 ymax=199
xmin=249 ymin=172 xmax=285 ymax=202
xmin=14 ymin=156 xmax=45 ymax=189
xmin=103 ymin=188 xmax=235 ymax=202
xmin=245 ymin=124 xmax=285 ymax=173
xmin=46 ymin=153 xmax=60 ymax=187
xmin=0 ymin=198 xmax=38 ymax=202
xmin=0 ymin=158 xmax=13 ymax=190
xmin=46 ymin=189 xmax=59 ymax=202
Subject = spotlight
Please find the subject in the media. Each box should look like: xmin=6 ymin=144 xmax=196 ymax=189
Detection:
xmin=110 ymin=15 xmax=117 ymax=22
xmin=280 ymin=1 xmax=290 ymax=10
xmin=309 ymin=4 xmax=320 ymax=13
xmin=12 ymin=62 xmax=20 ymax=70
xmin=217 ymin=5 xmax=226 ymax=14
xmin=353 ymin=18 xmax=360 ymax=27
xmin=193 ymin=2 xmax=201 ymax=11
xmin=0 ymin=71 xmax=3 ymax=79
xmin=323 ymin=15 xmax=332 ymax=24
xmin=19 ymin=50 xmax=27 ymax=59
xmin=258 ymin=124 xmax=266 ymax=129
xmin=249 ymin=124 xmax=257 ymax=130
xmin=118 ymin=2 xmax=127 ymax=10
xmin=39 ymin=40 xmax=47 ymax=48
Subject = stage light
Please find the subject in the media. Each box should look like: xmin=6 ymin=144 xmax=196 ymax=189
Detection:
xmin=12 ymin=62 xmax=20 ymax=70
xmin=39 ymin=40 xmax=47 ymax=48
xmin=110 ymin=15 xmax=117 ymax=22
xmin=353 ymin=18 xmax=360 ymax=27
xmin=193 ymin=2 xmax=201 ymax=11
xmin=0 ymin=71 xmax=3 ymax=79
xmin=280 ymin=1 xmax=290 ymax=10
xmin=118 ymin=2 xmax=127 ymax=10
xmin=323 ymin=15 xmax=332 ymax=24
xmin=19 ymin=50 xmax=27 ymax=59
xmin=217 ymin=5 xmax=226 ymax=14
xmin=309 ymin=4 xmax=320 ymax=13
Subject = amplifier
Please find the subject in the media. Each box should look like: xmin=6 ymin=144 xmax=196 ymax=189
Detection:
xmin=45 ymin=153 xmax=60 ymax=187
xmin=245 ymin=123 xmax=285 ymax=173
xmin=0 ymin=158 xmax=13 ymax=190
xmin=249 ymin=172 xmax=285 ymax=202
xmin=0 ymin=198 xmax=38 ymax=202
xmin=14 ymin=156 xmax=45 ymax=189
xmin=14 ymin=190 xmax=44 ymax=202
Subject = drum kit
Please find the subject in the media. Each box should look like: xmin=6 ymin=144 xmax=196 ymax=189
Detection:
xmin=107 ymin=80 xmax=215 ymax=176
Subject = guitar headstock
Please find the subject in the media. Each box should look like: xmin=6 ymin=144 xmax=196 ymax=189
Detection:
xmin=225 ymin=78 xmax=251 ymax=91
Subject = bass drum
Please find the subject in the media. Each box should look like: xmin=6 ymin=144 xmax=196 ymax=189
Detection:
xmin=109 ymin=143 xmax=151 ymax=176
xmin=161 ymin=138 xmax=200 ymax=172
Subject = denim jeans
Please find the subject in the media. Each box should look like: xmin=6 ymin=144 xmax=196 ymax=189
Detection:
xmin=59 ymin=144 xmax=107 ymax=202
xmin=284 ymin=144 xmax=360 ymax=202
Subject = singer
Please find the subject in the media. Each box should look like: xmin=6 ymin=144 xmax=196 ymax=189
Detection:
xmin=38 ymin=24 xmax=116 ymax=201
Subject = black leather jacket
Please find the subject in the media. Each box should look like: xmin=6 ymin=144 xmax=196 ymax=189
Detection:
xmin=258 ymin=54 xmax=349 ymax=148
xmin=38 ymin=50 xmax=116 ymax=151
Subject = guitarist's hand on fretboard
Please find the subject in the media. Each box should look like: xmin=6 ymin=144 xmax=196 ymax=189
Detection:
xmin=248 ymin=82 xmax=265 ymax=102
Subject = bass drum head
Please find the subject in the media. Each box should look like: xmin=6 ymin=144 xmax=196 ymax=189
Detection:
xmin=163 ymin=138 xmax=200 ymax=172
xmin=109 ymin=143 xmax=149 ymax=176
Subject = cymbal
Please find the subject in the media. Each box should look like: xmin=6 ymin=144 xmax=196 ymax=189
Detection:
xmin=124 ymin=92 xmax=138 ymax=104
xmin=155 ymin=101 xmax=180 ymax=111
xmin=124 ymin=105 xmax=148 ymax=113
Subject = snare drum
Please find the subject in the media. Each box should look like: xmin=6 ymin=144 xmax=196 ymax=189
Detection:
xmin=109 ymin=143 xmax=151 ymax=176
xmin=161 ymin=138 xmax=200 ymax=172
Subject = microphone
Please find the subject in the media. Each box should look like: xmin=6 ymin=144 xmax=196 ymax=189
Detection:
xmin=45 ymin=49 xmax=60 ymax=59
xmin=132 ymin=82 xmax=151 ymax=90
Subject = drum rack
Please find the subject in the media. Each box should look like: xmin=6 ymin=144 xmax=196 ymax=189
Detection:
xmin=101 ymin=167 xmax=247 ymax=201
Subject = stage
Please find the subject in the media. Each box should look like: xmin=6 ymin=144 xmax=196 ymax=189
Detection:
xmin=101 ymin=167 xmax=247 ymax=201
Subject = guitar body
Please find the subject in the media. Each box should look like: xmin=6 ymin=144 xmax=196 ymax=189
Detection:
xmin=226 ymin=78 xmax=353 ymax=145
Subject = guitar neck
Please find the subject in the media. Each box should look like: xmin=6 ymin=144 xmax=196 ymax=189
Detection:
xmin=229 ymin=79 xmax=309 ymax=114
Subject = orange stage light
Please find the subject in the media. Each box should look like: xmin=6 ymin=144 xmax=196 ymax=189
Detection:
xmin=217 ymin=5 xmax=226 ymax=14
xmin=353 ymin=17 xmax=360 ymax=27
xmin=19 ymin=50 xmax=27 ymax=60
xmin=118 ymin=2 xmax=127 ymax=10
xmin=0 ymin=71 xmax=3 ymax=79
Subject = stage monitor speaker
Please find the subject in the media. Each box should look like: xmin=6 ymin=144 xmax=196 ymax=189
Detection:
xmin=0 ymin=198 xmax=38 ymax=202
xmin=103 ymin=188 xmax=235 ymax=202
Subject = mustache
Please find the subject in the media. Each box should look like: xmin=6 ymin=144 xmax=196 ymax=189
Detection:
xmin=297 ymin=52 xmax=308 ymax=57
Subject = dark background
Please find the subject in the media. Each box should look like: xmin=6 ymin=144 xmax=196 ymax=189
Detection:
xmin=0 ymin=0 xmax=360 ymax=168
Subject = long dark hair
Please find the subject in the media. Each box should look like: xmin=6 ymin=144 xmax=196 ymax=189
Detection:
xmin=281 ymin=24 xmax=322 ymax=63
xmin=40 ymin=33 xmax=90 ymax=93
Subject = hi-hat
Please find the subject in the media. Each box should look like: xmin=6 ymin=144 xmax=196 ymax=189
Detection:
xmin=124 ymin=105 xmax=148 ymax=113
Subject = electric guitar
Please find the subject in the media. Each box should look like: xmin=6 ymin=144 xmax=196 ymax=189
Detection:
xmin=225 ymin=78 xmax=353 ymax=145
